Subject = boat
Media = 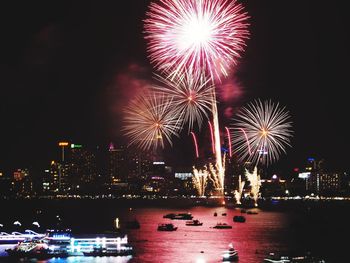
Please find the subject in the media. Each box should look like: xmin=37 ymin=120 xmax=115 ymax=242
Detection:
xmin=125 ymin=219 xmax=140 ymax=229
xmin=185 ymin=219 xmax=203 ymax=226
xmin=5 ymin=237 xmax=69 ymax=259
xmin=173 ymin=213 xmax=193 ymax=220
xmin=163 ymin=213 xmax=176 ymax=219
xmin=222 ymin=213 xmax=227 ymax=216
xmin=83 ymin=245 xmax=133 ymax=257
xmin=157 ymin=223 xmax=178 ymax=231
xmin=233 ymin=215 xmax=246 ymax=223
xmin=0 ymin=230 xmax=46 ymax=244
xmin=263 ymin=252 xmax=326 ymax=263
xmin=222 ymin=243 xmax=239 ymax=262
xmin=214 ymin=212 xmax=218 ymax=216
xmin=213 ymin=223 xmax=232 ymax=229
xmin=163 ymin=213 xmax=193 ymax=220
xmin=247 ymin=210 xmax=258 ymax=214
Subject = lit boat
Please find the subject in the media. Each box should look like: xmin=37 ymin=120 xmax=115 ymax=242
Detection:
xmin=5 ymin=237 xmax=68 ymax=259
xmin=222 ymin=243 xmax=238 ymax=262
xmin=185 ymin=219 xmax=203 ymax=226
xmin=157 ymin=223 xmax=178 ymax=231
xmin=5 ymin=229 xmax=133 ymax=259
xmin=82 ymin=245 xmax=133 ymax=257
xmin=213 ymin=223 xmax=232 ymax=229
xmin=0 ymin=230 xmax=45 ymax=244
xmin=263 ymin=252 xmax=326 ymax=263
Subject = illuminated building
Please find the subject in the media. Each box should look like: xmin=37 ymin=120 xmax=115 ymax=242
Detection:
xmin=260 ymin=175 xmax=287 ymax=197
xmin=108 ymin=143 xmax=127 ymax=184
xmin=70 ymin=143 xmax=97 ymax=186
xmin=12 ymin=169 xmax=33 ymax=196
xmin=175 ymin=172 xmax=193 ymax=181
xmin=58 ymin=142 xmax=69 ymax=162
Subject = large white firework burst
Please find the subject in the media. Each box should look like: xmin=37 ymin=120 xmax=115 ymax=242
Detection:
xmin=152 ymin=72 xmax=215 ymax=131
xmin=123 ymin=89 xmax=182 ymax=151
xmin=231 ymin=99 xmax=293 ymax=166
xmin=144 ymin=0 xmax=249 ymax=81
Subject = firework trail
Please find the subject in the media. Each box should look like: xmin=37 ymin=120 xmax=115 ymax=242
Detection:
xmin=211 ymin=93 xmax=225 ymax=193
xmin=234 ymin=174 xmax=245 ymax=205
xmin=123 ymin=89 xmax=182 ymax=151
xmin=153 ymin=72 xmax=214 ymax=130
xmin=190 ymin=132 xmax=199 ymax=158
xmin=225 ymin=126 xmax=232 ymax=158
xmin=231 ymin=99 xmax=293 ymax=166
xmin=239 ymin=128 xmax=252 ymax=155
xmin=144 ymin=0 xmax=249 ymax=81
xmin=245 ymin=166 xmax=261 ymax=207
xmin=193 ymin=166 xmax=209 ymax=196
xmin=208 ymin=121 xmax=215 ymax=154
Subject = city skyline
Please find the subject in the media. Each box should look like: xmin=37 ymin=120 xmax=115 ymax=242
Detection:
xmin=1 ymin=0 xmax=349 ymax=174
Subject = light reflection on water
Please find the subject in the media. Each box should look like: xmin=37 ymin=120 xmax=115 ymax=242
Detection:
xmin=0 ymin=206 xmax=294 ymax=263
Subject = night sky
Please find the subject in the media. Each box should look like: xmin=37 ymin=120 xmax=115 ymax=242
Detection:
xmin=0 ymin=0 xmax=349 ymax=176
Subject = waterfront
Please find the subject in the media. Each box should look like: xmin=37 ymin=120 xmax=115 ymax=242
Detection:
xmin=0 ymin=199 xmax=349 ymax=262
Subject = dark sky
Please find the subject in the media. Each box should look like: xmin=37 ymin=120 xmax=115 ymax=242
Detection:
xmin=0 ymin=0 xmax=349 ymax=175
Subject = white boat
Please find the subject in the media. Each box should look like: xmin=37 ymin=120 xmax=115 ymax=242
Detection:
xmin=0 ymin=230 xmax=45 ymax=244
xmin=222 ymin=243 xmax=238 ymax=262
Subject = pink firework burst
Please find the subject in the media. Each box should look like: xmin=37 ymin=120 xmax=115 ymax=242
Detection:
xmin=144 ymin=0 xmax=249 ymax=81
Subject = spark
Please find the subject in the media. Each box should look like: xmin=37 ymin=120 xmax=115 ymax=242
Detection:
xmin=152 ymin=72 xmax=214 ymax=130
xmin=245 ymin=167 xmax=261 ymax=207
xmin=233 ymin=175 xmax=245 ymax=205
xmin=231 ymin=99 xmax=293 ymax=166
xmin=208 ymin=121 xmax=215 ymax=154
xmin=193 ymin=166 xmax=209 ymax=196
xmin=191 ymin=132 xmax=199 ymax=158
xmin=225 ymin=126 xmax=232 ymax=158
xmin=144 ymin=0 xmax=249 ymax=81
xmin=123 ymin=89 xmax=182 ymax=151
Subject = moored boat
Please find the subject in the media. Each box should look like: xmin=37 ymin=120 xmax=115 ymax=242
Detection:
xmin=185 ymin=219 xmax=203 ymax=226
xmin=233 ymin=215 xmax=246 ymax=223
xmin=157 ymin=223 xmax=178 ymax=231
xmin=213 ymin=223 xmax=232 ymax=229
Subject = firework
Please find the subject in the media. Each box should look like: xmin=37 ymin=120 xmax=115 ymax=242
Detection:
xmin=123 ymin=89 xmax=182 ymax=151
xmin=231 ymin=99 xmax=293 ymax=166
xmin=208 ymin=121 xmax=215 ymax=154
xmin=144 ymin=0 xmax=249 ymax=81
xmin=245 ymin=167 xmax=261 ymax=207
xmin=234 ymin=175 xmax=245 ymax=205
xmin=153 ymin=72 xmax=214 ymax=130
xmin=225 ymin=126 xmax=232 ymax=158
xmin=190 ymin=132 xmax=199 ymax=158
xmin=193 ymin=167 xmax=209 ymax=196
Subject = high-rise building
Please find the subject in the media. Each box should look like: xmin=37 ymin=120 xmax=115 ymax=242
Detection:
xmin=12 ymin=168 xmax=33 ymax=196
xmin=108 ymin=143 xmax=127 ymax=184
xmin=70 ymin=143 xmax=97 ymax=186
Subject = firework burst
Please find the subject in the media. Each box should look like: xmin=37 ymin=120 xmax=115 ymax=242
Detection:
xmin=231 ymin=99 xmax=293 ymax=166
xmin=123 ymin=89 xmax=182 ymax=151
xmin=193 ymin=166 xmax=209 ymax=196
xmin=245 ymin=167 xmax=261 ymax=207
xmin=152 ymin=72 xmax=214 ymax=130
xmin=144 ymin=0 xmax=249 ymax=81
